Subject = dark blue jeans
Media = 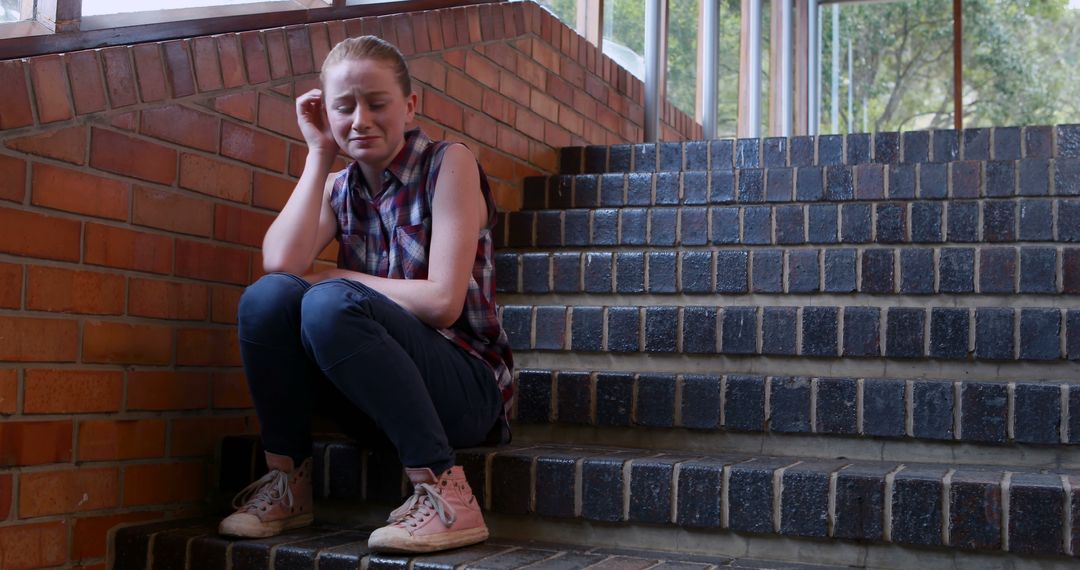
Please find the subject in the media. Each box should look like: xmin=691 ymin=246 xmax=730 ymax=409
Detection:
xmin=237 ymin=273 xmax=502 ymax=475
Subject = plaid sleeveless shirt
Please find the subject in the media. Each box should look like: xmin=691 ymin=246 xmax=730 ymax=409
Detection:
xmin=328 ymin=128 xmax=514 ymax=423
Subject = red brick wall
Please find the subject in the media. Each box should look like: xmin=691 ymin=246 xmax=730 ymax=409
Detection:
xmin=0 ymin=2 xmax=701 ymax=568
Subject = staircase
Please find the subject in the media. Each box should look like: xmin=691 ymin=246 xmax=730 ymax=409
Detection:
xmin=110 ymin=125 xmax=1080 ymax=569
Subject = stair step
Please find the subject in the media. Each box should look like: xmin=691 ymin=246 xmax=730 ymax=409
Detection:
xmin=508 ymin=369 xmax=1080 ymax=448
xmin=554 ymin=126 xmax=1075 ymax=174
xmin=526 ymin=160 xmax=1077 ymax=210
xmin=496 ymin=198 xmax=1079 ymax=250
xmin=495 ymin=247 xmax=1080 ymax=297
xmin=211 ymin=437 xmax=1080 ymax=560
xmin=497 ymin=303 xmax=1078 ymax=363
xmin=109 ymin=518 xmax=852 ymax=570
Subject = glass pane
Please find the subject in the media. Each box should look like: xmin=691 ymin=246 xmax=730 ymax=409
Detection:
xmin=537 ymin=0 xmax=577 ymax=28
xmin=715 ymin=0 xmax=740 ymax=137
xmin=1 ymin=0 xmax=22 ymax=23
xmin=603 ymin=0 xmax=645 ymax=80
xmin=818 ymin=0 xmax=953 ymax=134
xmin=963 ymin=0 xmax=1080 ymax=127
xmin=83 ymin=0 xmax=270 ymax=17
xmin=667 ymin=0 xmax=698 ymax=118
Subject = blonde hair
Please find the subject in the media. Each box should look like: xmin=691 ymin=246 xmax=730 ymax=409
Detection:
xmin=321 ymin=35 xmax=412 ymax=96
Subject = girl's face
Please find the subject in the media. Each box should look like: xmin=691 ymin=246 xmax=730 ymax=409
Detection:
xmin=322 ymin=57 xmax=416 ymax=169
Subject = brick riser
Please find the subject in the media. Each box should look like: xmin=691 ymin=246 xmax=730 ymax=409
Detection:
xmin=109 ymin=519 xmax=851 ymax=570
xmin=510 ymin=370 xmax=1080 ymax=448
xmin=207 ymin=435 xmax=1079 ymax=561
xmin=553 ymin=125 xmax=1079 ymax=174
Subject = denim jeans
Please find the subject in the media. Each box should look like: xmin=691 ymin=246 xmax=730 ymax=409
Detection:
xmin=237 ymin=273 xmax=503 ymax=475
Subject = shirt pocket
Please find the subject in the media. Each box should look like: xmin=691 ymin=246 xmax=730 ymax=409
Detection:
xmin=338 ymin=232 xmax=366 ymax=271
xmin=392 ymin=223 xmax=429 ymax=279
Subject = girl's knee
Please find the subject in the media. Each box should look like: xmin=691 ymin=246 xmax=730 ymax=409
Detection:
xmin=239 ymin=273 xmax=307 ymax=326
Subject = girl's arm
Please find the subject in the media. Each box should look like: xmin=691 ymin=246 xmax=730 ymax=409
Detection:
xmin=308 ymin=144 xmax=485 ymax=329
xmin=262 ymin=89 xmax=340 ymax=275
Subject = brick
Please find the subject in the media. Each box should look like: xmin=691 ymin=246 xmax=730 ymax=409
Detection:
xmin=840 ymin=203 xmax=871 ymax=243
xmin=734 ymin=138 xmax=759 ymax=168
xmin=920 ymin=162 xmax=948 ymax=198
xmin=1008 ymin=474 xmax=1065 ymax=555
xmin=724 ymin=375 xmax=765 ymax=431
xmin=0 ymin=60 xmax=35 ymax=129
xmin=768 ymin=167 xmax=794 ymax=202
xmin=676 ymin=460 xmax=724 ymax=527
xmin=946 ymin=201 xmax=979 ymax=242
xmin=891 ymin=467 xmax=946 ymax=546
xmin=628 ymin=458 xmax=675 ymax=523
xmin=648 ymin=208 xmax=677 ymax=246
xmin=78 ymin=418 xmax=165 ymax=461
xmin=26 ymin=266 xmax=124 ymax=315
xmin=787 ymin=249 xmax=819 ymax=293
xmin=99 ymin=46 xmax=138 ymax=108
xmin=875 ymin=203 xmax=906 ymax=243
xmin=1013 ymin=383 xmax=1061 ymax=444
xmin=1059 ymin=199 xmax=1080 ymax=242
xmin=872 ymin=131 xmax=898 ymax=163
xmin=959 ymin=381 xmax=1007 ymax=443
xmin=721 ymin=306 xmax=757 ymax=355
xmin=29 ymin=55 xmax=74 ymax=123
xmin=899 ymin=249 xmax=935 ymax=294
xmin=860 ymin=248 xmax=895 ymax=293
xmin=711 ymin=250 xmax=744 ymax=293
xmin=825 ymin=165 xmax=853 ymax=200
xmin=948 ymin=470 xmax=1002 ymax=550
xmin=161 ymin=40 xmax=196 ymax=98
xmin=939 ymin=248 xmax=975 ymax=293
xmin=644 ymin=306 xmax=676 ymax=353
xmin=859 ymin=378 xmax=904 ymax=437
xmin=176 ymin=327 xmax=242 ymax=367
xmin=582 ymin=456 xmax=625 ymax=522
xmin=975 ymin=308 xmax=1015 ymax=361
xmin=679 ymin=374 xmax=721 ymax=429
xmin=0 ymin=315 xmax=79 ymax=362
xmin=127 ymin=370 xmax=212 ymax=411
xmin=885 ymin=308 xmax=925 ymax=359
xmin=515 ymin=370 xmax=551 ymax=423
xmin=636 ymin=374 xmax=675 ymax=427
xmin=854 ymin=164 xmax=884 ymax=199
xmin=0 ymin=155 xmax=25 ymax=203
xmin=140 ymin=105 xmax=219 ymax=152
xmin=751 ymin=250 xmax=783 ymax=293
xmin=214 ymin=204 xmax=273 ymax=248
xmin=761 ymin=306 xmax=796 ymax=356
xmin=73 ymin=511 xmax=163 ymax=561
xmin=1019 ymin=159 xmax=1050 ymax=196
xmin=175 ymin=239 xmax=251 ymax=285
xmin=7 ymin=124 xmax=87 ymax=164
xmin=220 ymin=121 xmax=287 ymax=172
xmin=709 ymin=169 xmax=734 ymax=203
xmin=781 ymin=461 xmax=842 ymax=537
xmin=534 ymin=455 xmax=576 ymax=517
xmin=1021 ymin=200 xmax=1057 ymax=245
xmin=0 ymin=369 xmax=14 ymax=414
xmin=123 ymin=461 xmax=207 ymax=506
xmin=743 ymin=206 xmax=772 ymax=244
xmin=929 ymin=308 xmax=969 ymax=360
xmin=985 ymin=160 xmax=1015 ymax=197
xmin=796 ymin=166 xmax=823 ymax=201
xmin=682 ymin=306 xmax=716 ymax=354
xmin=84 ymin=223 xmax=173 ymax=274
xmin=833 ymin=464 xmax=891 ymax=540
xmin=83 ymin=321 xmax=172 ymax=365
xmin=963 ymin=128 xmax=990 ymax=160
xmin=769 ymin=376 xmax=811 ymax=433
xmin=20 ymin=467 xmax=118 ymax=517
xmin=0 ymin=420 xmax=72 ymax=466
xmin=824 ymin=249 xmax=856 ymax=292
xmin=727 ymin=459 xmax=783 ymax=533
xmin=817 ymin=135 xmax=842 ymax=164
xmin=977 ymin=247 xmax=1017 ymax=294
xmin=170 ymin=416 xmax=251 ymax=456
xmin=1068 ymin=310 xmax=1080 ymax=361
xmin=680 ymin=207 xmax=708 ymax=246
xmin=0 ymin=206 xmax=80 ymax=261
xmin=802 ymin=306 xmax=838 ymax=357
xmin=910 ymin=202 xmax=943 ymax=243
xmin=843 ymin=307 xmax=880 ymax=357
xmin=775 ymin=205 xmax=804 ymax=244
xmin=129 ymin=277 xmax=209 ymax=321
xmin=0 ymin=521 xmax=68 ymax=569
xmin=982 ymin=201 xmax=1016 ymax=242
xmin=815 ymin=377 xmax=857 ymax=434
xmin=132 ymin=43 xmax=168 ymax=102
xmin=606 ymin=306 xmax=639 ymax=352
xmin=131 ymin=185 xmax=212 ymax=237
xmin=710 ymin=207 xmax=739 ymax=244
xmin=1019 ymin=308 xmax=1061 ymax=360
xmin=32 ymin=163 xmax=128 ymax=221
xmin=595 ymin=372 xmax=633 ymax=427
xmin=807 ymin=204 xmax=837 ymax=243
xmin=90 ymin=128 xmax=176 ymax=184
xmin=189 ymin=36 xmax=224 ymax=92
xmin=211 ymin=285 xmax=241 ymax=324
xmin=737 ymin=168 xmax=763 ymax=202
xmin=889 ymin=164 xmax=916 ymax=198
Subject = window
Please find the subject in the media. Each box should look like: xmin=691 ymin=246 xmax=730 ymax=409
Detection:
xmin=603 ymin=0 xmax=645 ymax=79
xmin=83 ymin=0 xmax=273 ymax=16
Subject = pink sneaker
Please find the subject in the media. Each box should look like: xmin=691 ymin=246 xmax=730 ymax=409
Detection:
xmin=367 ymin=465 xmax=489 ymax=553
xmin=219 ymin=452 xmax=314 ymax=538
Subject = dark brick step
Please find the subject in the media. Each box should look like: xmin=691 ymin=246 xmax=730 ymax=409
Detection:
xmin=499 ymin=304 xmax=1080 ymax=362
xmin=496 ymin=247 xmax=1080 ymax=296
xmin=209 ymin=437 xmax=1080 ymax=559
xmin=111 ymin=519 xmax=850 ymax=570
xmin=494 ymin=199 xmax=1080 ymax=250
xmin=511 ymin=369 xmax=1080 ymax=446
xmin=527 ymin=158 xmax=1079 ymax=210
xmin=555 ymin=124 xmax=1077 ymax=174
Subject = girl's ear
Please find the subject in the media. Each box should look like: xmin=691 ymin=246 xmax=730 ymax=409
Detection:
xmin=405 ymin=91 xmax=418 ymax=123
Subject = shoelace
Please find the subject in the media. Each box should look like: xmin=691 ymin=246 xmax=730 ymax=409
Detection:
xmin=387 ymin=482 xmax=457 ymax=529
xmin=231 ymin=469 xmax=293 ymax=513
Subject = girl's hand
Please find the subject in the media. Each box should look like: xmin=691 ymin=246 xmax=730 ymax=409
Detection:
xmin=296 ymin=89 xmax=337 ymax=157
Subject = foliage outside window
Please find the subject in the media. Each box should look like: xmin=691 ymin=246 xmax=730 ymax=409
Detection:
xmin=537 ymin=0 xmax=577 ymax=28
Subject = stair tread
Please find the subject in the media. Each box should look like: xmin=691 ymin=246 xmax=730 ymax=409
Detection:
xmin=113 ymin=518 xmax=852 ymax=570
